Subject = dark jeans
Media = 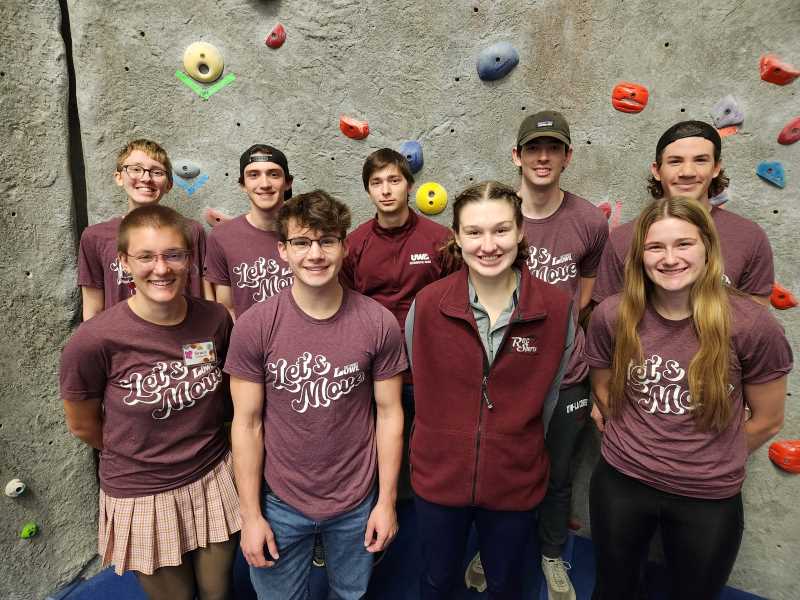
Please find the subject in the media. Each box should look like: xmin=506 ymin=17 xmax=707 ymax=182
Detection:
xmin=415 ymin=496 xmax=537 ymax=600
xmin=590 ymin=457 xmax=744 ymax=600
xmin=538 ymin=379 xmax=591 ymax=557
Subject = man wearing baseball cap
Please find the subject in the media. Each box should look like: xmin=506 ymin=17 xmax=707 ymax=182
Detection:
xmin=592 ymin=121 xmax=774 ymax=306
xmin=466 ymin=111 xmax=608 ymax=600
xmin=205 ymin=144 xmax=295 ymax=319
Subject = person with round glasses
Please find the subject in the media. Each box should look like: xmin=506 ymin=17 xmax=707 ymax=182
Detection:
xmin=61 ymin=204 xmax=239 ymax=600
xmin=77 ymin=139 xmax=211 ymax=321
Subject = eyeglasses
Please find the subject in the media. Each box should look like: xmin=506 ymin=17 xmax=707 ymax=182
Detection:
xmin=285 ymin=236 xmax=342 ymax=254
xmin=126 ymin=251 xmax=191 ymax=266
xmin=120 ymin=165 xmax=169 ymax=180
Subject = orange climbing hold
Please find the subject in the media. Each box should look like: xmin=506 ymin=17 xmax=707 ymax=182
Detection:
xmin=770 ymin=282 xmax=798 ymax=310
xmin=339 ymin=115 xmax=369 ymax=140
xmin=203 ymin=207 xmax=232 ymax=228
xmin=611 ymin=82 xmax=649 ymax=113
xmin=769 ymin=440 xmax=800 ymax=474
xmin=717 ymin=126 xmax=739 ymax=138
xmin=760 ymin=54 xmax=800 ymax=85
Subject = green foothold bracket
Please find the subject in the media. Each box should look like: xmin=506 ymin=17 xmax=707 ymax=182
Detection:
xmin=20 ymin=521 xmax=39 ymax=539
xmin=175 ymin=70 xmax=235 ymax=101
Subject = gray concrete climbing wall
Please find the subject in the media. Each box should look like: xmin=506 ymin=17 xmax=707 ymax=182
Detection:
xmin=1 ymin=0 xmax=799 ymax=598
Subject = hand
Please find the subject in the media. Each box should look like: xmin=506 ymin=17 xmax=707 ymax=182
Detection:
xmin=364 ymin=501 xmax=398 ymax=553
xmin=591 ymin=404 xmax=605 ymax=433
xmin=240 ymin=515 xmax=280 ymax=568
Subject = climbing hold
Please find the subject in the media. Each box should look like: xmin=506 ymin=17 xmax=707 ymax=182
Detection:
xmin=399 ymin=141 xmax=424 ymax=173
xmin=760 ymin=54 xmax=800 ymax=86
xmin=597 ymin=201 xmax=612 ymax=220
xmin=756 ymin=161 xmax=785 ymax=188
xmin=778 ymin=116 xmax=800 ymax=145
xmin=476 ymin=42 xmax=519 ymax=81
xmin=415 ymin=182 xmax=448 ymax=215
xmin=711 ymin=95 xmax=744 ymax=128
xmin=182 ymin=42 xmax=224 ymax=83
xmin=709 ymin=189 xmax=730 ymax=207
xmin=768 ymin=440 xmax=800 ymax=473
xmin=611 ymin=82 xmax=649 ymax=113
xmin=716 ymin=126 xmax=739 ymax=138
xmin=173 ymin=159 xmax=201 ymax=179
xmin=770 ymin=282 xmax=798 ymax=310
xmin=265 ymin=23 xmax=286 ymax=49
xmin=20 ymin=521 xmax=39 ymax=539
xmin=5 ymin=479 xmax=26 ymax=498
xmin=203 ymin=207 xmax=232 ymax=228
xmin=339 ymin=115 xmax=369 ymax=140
xmin=174 ymin=173 xmax=209 ymax=196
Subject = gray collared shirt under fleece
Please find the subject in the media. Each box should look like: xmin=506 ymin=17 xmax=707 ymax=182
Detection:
xmin=405 ymin=269 xmax=575 ymax=434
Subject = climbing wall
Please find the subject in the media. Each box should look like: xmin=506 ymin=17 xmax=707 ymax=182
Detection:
xmin=1 ymin=1 xmax=799 ymax=598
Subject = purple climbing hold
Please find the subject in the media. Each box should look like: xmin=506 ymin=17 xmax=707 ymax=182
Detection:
xmin=756 ymin=161 xmax=785 ymax=188
xmin=399 ymin=141 xmax=424 ymax=173
xmin=477 ymin=42 xmax=519 ymax=81
xmin=711 ymin=95 xmax=744 ymax=128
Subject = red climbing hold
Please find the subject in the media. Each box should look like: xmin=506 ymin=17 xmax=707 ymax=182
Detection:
xmin=597 ymin=201 xmax=612 ymax=220
xmin=778 ymin=116 xmax=800 ymax=145
xmin=770 ymin=282 xmax=798 ymax=310
xmin=760 ymin=54 xmax=800 ymax=85
xmin=769 ymin=440 xmax=800 ymax=474
xmin=266 ymin=23 xmax=286 ymax=49
xmin=717 ymin=126 xmax=739 ymax=138
xmin=339 ymin=115 xmax=369 ymax=140
xmin=611 ymin=82 xmax=649 ymax=113
xmin=203 ymin=207 xmax=232 ymax=228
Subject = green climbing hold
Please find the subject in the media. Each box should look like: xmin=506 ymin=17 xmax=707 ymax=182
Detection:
xmin=20 ymin=521 xmax=39 ymax=539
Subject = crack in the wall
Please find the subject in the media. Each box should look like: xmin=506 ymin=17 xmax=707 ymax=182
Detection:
xmin=58 ymin=0 xmax=88 ymax=243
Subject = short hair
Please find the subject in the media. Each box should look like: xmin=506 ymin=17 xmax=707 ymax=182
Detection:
xmin=117 ymin=204 xmax=192 ymax=254
xmin=277 ymin=190 xmax=351 ymax=242
xmin=115 ymin=139 xmax=173 ymax=186
xmin=361 ymin=148 xmax=414 ymax=191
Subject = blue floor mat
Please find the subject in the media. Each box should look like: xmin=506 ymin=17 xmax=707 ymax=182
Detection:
xmin=60 ymin=500 xmax=765 ymax=600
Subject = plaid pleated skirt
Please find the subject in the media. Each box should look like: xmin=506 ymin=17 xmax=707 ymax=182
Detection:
xmin=98 ymin=453 xmax=240 ymax=575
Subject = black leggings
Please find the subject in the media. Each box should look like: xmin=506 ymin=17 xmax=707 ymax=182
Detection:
xmin=590 ymin=457 xmax=743 ymax=600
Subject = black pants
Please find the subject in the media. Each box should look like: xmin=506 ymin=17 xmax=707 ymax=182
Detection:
xmin=590 ymin=457 xmax=744 ymax=600
xmin=538 ymin=379 xmax=591 ymax=557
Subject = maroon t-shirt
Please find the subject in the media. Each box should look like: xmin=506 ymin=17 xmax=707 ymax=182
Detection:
xmin=585 ymin=293 xmax=793 ymax=499
xmin=522 ymin=192 xmax=608 ymax=387
xmin=78 ymin=216 xmax=207 ymax=310
xmin=592 ymin=206 xmax=774 ymax=304
xmin=60 ymin=296 xmax=233 ymax=498
xmin=204 ymin=215 xmax=293 ymax=317
xmin=224 ymin=288 xmax=408 ymax=521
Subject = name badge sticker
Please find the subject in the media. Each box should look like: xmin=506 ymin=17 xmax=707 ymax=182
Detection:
xmin=183 ymin=341 xmax=217 ymax=366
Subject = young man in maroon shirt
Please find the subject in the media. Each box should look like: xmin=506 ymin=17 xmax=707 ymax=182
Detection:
xmin=204 ymin=144 xmax=294 ymax=320
xmin=341 ymin=148 xmax=451 ymax=501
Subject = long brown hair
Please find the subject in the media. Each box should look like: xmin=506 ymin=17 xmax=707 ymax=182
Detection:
xmin=440 ymin=181 xmax=529 ymax=273
xmin=610 ymin=196 xmax=732 ymax=431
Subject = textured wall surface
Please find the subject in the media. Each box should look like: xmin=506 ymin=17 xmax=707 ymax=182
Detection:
xmin=2 ymin=0 xmax=799 ymax=598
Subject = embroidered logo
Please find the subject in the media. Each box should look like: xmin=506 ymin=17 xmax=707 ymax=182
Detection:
xmin=510 ymin=336 xmax=537 ymax=354
xmin=409 ymin=252 xmax=432 ymax=265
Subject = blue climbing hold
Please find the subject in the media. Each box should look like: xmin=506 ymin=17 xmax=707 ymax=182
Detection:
xmin=173 ymin=159 xmax=201 ymax=179
xmin=399 ymin=141 xmax=424 ymax=173
xmin=709 ymin=189 xmax=730 ymax=207
xmin=756 ymin=161 xmax=785 ymax=188
xmin=711 ymin=95 xmax=744 ymax=128
xmin=477 ymin=42 xmax=519 ymax=81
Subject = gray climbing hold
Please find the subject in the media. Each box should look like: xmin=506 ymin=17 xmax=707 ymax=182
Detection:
xmin=173 ymin=160 xmax=201 ymax=179
xmin=756 ymin=161 xmax=785 ymax=188
xmin=709 ymin=189 xmax=730 ymax=207
xmin=711 ymin=95 xmax=744 ymax=128
xmin=399 ymin=141 xmax=424 ymax=173
xmin=476 ymin=42 xmax=519 ymax=81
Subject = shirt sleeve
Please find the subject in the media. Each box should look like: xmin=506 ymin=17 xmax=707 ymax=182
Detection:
xmin=739 ymin=306 xmax=793 ymax=384
xmin=372 ymin=308 xmax=409 ymax=381
xmin=584 ymin=300 xmax=615 ymax=369
xmin=738 ymin=227 xmax=775 ymax=297
xmin=77 ymin=228 xmax=104 ymax=288
xmin=591 ymin=240 xmax=624 ymax=304
xmin=542 ymin=305 xmax=576 ymax=434
xmin=204 ymin=230 xmax=232 ymax=285
xmin=223 ymin=308 xmax=267 ymax=383
xmin=580 ymin=218 xmax=610 ymax=278
xmin=59 ymin=327 xmax=108 ymax=401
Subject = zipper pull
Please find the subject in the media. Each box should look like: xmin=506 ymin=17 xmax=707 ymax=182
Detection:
xmin=482 ymin=376 xmax=494 ymax=410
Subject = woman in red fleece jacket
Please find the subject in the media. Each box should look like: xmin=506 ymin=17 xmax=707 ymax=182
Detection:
xmin=406 ymin=181 xmax=573 ymax=599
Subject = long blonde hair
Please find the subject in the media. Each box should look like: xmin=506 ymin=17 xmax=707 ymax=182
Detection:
xmin=610 ymin=197 xmax=732 ymax=431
